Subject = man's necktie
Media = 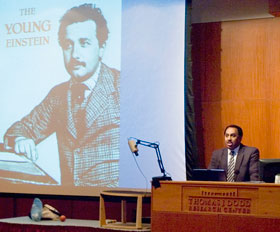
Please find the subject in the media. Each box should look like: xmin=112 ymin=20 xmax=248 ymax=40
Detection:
xmin=72 ymin=83 xmax=88 ymax=105
xmin=227 ymin=150 xmax=235 ymax=182
xmin=71 ymin=83 xmax=89 ymax=138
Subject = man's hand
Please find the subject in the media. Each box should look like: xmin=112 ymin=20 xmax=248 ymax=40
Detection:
xmin=14 ymin=137 xmax=38 ymax=161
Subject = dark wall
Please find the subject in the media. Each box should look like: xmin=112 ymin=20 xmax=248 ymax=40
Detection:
xmin=191 ymin=22 xmax=222 ymax=168
xmin=0 ymin=193 xmax=151 ymax=221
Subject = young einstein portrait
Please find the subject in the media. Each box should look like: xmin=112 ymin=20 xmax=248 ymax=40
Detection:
xmin=3 ymin=3 xmax=120 ymax=187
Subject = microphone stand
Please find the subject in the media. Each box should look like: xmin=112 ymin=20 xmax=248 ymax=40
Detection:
xmin=135 ymin=139 xmax=172 ymax=188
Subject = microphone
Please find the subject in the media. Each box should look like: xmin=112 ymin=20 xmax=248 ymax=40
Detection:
xmin=128 ymin=139 xmax=139 ymax=156
xmin=234 ymin=170 xmax=240 ymax=175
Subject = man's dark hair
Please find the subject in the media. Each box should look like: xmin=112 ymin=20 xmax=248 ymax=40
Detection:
xmin=58 ymin=3 xmax=109 ymax=48
xmin=224 ymin=124 xmax=243 ymax=137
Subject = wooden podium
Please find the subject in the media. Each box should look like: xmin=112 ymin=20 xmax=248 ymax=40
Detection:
xmin=152 ymin=181 xmax=280 ymax=232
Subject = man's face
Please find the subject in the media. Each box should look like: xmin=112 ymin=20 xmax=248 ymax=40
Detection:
xmin=62 ymin=20 xmax=104 ymax=81
xmin=224 ymin=127 xmax=242 ymax=150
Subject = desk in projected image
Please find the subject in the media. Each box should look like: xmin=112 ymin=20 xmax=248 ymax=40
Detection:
xmin=0 ymin=144 xmax=57 ymax=185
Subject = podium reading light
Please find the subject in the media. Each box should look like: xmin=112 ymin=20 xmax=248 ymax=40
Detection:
xmin=128 ymin=137 xmax=172 ymax=188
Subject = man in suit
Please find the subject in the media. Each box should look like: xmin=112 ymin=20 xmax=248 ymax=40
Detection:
xmin=208 ymin=124 xmax=259 ymax=182
xmin=3 ymin=4 xmax=120 ymax=186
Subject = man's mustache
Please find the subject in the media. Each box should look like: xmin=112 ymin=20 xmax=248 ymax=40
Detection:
xmin=69 ymin=59 xmax=86 ymax=68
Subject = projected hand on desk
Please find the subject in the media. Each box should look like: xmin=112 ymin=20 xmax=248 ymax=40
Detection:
xmin=13 ymin=137 xmax=38 ymax=161
xmin=0 ymin=142 xmax=57 ymax=185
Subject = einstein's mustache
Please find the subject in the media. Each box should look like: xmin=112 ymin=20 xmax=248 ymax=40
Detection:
xmin=68 ymin=59 xmax=86 ymax=68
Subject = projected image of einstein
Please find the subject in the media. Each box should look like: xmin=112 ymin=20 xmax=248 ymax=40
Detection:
xmin=3 ymin=4 xmax=120 ymax=187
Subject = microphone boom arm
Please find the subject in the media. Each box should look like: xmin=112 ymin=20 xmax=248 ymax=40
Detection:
xmin=135 ymin=139 xmax=167 ymax=177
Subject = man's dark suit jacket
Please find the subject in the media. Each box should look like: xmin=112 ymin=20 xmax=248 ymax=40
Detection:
xmin=4 ymin=63 xmax=120 ymax=187
xmin=208 ymin=144 xmax=259 ymax=182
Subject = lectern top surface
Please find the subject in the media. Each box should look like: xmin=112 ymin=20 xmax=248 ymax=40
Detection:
xmin=101 ymin=190 xmax=151 ymax=197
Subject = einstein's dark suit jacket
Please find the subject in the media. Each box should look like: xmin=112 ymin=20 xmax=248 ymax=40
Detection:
xmin=4 ymin=63 xmax=120 ymax=186
xmin=208 ymin=144 xmax=259 ymax=182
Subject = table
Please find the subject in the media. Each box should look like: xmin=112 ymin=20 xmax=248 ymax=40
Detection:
xmin=99 ymin=190 xmax=151 ymax=230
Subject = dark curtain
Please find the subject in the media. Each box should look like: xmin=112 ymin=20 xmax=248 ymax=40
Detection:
xmin=185 ymin=0 xmax=199 ymax=179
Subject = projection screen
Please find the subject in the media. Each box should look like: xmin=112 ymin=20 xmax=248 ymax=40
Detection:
xmin=0 ymin=0 xmax=186 ymax=196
